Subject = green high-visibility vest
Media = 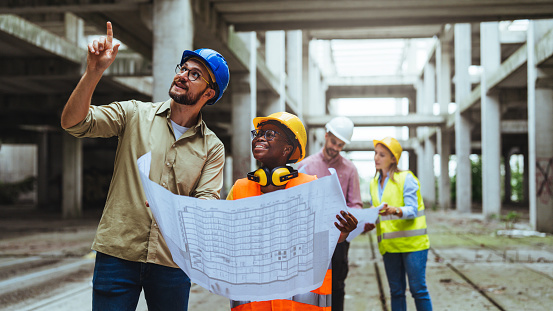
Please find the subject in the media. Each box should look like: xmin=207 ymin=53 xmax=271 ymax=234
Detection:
xmin=370 ymin=171 xmax=429 ymax=255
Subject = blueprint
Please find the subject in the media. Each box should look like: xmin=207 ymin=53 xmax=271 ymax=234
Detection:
xmin=137 ymin=152 xmax=347 ymax=301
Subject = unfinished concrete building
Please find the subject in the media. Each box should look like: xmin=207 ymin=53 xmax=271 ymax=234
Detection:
xmin=0 ymin=0 xmax=552 ymax=234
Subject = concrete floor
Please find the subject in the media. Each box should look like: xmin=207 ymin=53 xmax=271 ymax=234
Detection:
xmin=1 ymin=206 xmax=552 ymax=310
xmin=186 ymin=208 xmax=553 ymax=311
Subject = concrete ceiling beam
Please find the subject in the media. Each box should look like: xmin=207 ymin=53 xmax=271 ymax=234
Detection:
xmin=306 ymin=114 xmax=445 ymax=127
xmin=0 ymin=14 xmax=84 ymax=63
xmin=0 ymin=0 xmax=149 ymax=14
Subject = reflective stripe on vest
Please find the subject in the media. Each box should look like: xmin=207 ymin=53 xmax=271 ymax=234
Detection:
xmin=230 ymin=173 xmax=331 ymax=311
xmin=377 ymin=228 xmax=428 ymax=243
xmin=370 ymin=171 xmax=429 ymax=255
xmin=232 ymin=300 xmax=331 ymax=311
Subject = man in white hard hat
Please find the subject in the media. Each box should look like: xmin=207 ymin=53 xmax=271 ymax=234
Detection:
xmin=297 ymin=116 xmax=362 ymax=311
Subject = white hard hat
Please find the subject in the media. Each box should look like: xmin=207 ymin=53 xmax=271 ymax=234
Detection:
xmin=325 ymin=116 xmax=354 ymax=144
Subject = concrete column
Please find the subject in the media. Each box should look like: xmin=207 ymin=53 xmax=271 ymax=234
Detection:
xmin=403 ymin=41 xmax=420 ymax=175
xmin=62 ymin=14 xmax=84 ymax=214
xmin=454 ymin=23 xmax=472 ymax=213
xmin=37 ymin=130 xmax=48 ymax=207
xmin=64 ymin=12 xmax=84 ymax=46
xmin=222 ymin=155 xmax=233 ymax=199
xmin=504 ymin=150 xmax=513 ymax=204
xmin=301 ymin=33 xmax=318 ymax=156
xmin=262 ymin=94 xmax=283 ymax=116
xmin=437 ymin=38 xmax=452 ymax=210
xmin=437 ymin=129 xmax=450 ymax=209
xmin=415 ymin=79 xmax=425 ymax=178
xmin=422 ymin=137 xmax=436 ymax=207
xmin=422 ymin=63 xmax=436 ymax=207
xmin=286 ymin=30 xmax=303 ymax=116
xmin=305 ymin=39 xmax=326 ymax=156
xmin=265 ymin=31 xmax=286 ymax=114
xmin=523 ymin=143 xmax=530 ymax=205
xmin=480 ymin=22 xmax=502 ymax=218
xmin=231 ymin=32 xmax=257 ymax=182
xmin=266 ymin=31 xmax=285 ymax=76
xmin=527 ymin=20 xmax=553 ymax=233
xmin=407 ymin=96 xmax=418 ymax=175
xmin=301 ymin=32 xmax=311 ymax=120
xmin=153 ymin=0 xmax=193 ymax=102
xmin=415 ymin=142 xmax=424 ymax=190
xmin=62 ymin=133 xmax=82 ymax=218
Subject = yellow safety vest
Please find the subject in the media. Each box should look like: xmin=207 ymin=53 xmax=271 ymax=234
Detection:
xmin=370 ymin=171 xmax=429 ymax=255
xmin=229 ymin=173 xmax=331 ymax=311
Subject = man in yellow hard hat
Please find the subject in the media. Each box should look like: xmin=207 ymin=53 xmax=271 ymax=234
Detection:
xmin=298 ymin=116 xmax=362 ymax=311
xmin=227 ymin=112 xmax=358 ymax=310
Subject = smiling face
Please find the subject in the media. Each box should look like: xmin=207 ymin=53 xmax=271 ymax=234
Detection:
xmin=251 ymin=123 xmax=293 ymax=168
xmin=169 ymin=59 xmax=214 ymax=106
xmin=323 ymin=132 xmax=346 ymax=161
xmin=374 ymin=144 xmax=396 ymax=171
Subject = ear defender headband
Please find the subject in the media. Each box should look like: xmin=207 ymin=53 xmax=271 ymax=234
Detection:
xmin=247 ymin=166 xmax=299 ymax=187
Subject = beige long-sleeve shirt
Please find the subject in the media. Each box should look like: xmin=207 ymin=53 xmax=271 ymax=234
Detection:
xmin=65 ymin=99 xmax=225 ymax=267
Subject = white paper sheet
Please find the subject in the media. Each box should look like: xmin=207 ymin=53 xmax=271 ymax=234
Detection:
xmin=137 ymin=152 xmax=348 ymax=301
xmin=345 ymin=206 xmax=382 ymax=242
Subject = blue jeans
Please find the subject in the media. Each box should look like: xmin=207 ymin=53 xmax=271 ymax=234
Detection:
xmin=92 ymin=252 xmax=191 ymax=311
xmin=382 ymin=249 xmax=432 ymax=311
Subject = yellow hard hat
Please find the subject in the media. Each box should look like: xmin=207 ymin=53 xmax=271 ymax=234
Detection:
xmin=373 ymin=137 xmax=403 ymax=161
xmin=253 ymin=112 xmax=307 ymax=164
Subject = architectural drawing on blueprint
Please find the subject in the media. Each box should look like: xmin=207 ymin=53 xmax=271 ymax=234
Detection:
xmin=138 ymin=152 xmax=344 ymax=301
xmin=178 ymin=194 xmax=325 ymax=285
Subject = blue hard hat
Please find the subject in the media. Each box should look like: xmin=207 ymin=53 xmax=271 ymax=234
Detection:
xmin=180 ymin=48 xmax=230 ymax=105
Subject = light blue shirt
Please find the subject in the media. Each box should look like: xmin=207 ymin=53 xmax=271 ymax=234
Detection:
xmin=373 ymin=172 xmax=419 ymax=219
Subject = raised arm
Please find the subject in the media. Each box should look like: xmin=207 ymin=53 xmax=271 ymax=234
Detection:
xmin=61 ymin=21 xmax=120 ymax=129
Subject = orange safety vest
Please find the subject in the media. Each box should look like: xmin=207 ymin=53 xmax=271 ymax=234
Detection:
xmin=229 ymin=173 xmax=332 ymax=311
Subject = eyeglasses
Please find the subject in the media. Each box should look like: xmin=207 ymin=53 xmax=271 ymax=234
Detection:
xmin=174 ymin=64 xmax=210 ymax=85
xmin=251 ymin=129 xmax=282 ymax=141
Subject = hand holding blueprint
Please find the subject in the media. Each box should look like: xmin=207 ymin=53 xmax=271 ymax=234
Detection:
xmin=138 ymin=152 xmax=350 ymax=301
xmin=345 ymin=205 xmax=384 ymax=242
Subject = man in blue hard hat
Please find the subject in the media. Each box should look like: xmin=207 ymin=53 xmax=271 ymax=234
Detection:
xmin=61 ymin=22 xmax=229 ymax=311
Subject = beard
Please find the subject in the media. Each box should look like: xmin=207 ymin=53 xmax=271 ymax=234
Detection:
xmin=324 ymin=147 xmax=339 ymax=159
xmin=169 ymin=81 xmax=205 ymax=106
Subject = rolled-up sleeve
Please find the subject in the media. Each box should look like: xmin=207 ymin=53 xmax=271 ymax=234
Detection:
xmin=64 ymin=101 xmax=136 ymax=138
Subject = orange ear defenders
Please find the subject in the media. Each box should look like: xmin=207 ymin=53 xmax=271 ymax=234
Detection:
xmin=247 ymin=166 xmax=299 ymax=187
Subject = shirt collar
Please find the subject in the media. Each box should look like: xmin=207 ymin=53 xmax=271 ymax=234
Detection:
xmin=378 ymin=171 xmax=390 ymax=182
xmin=156 ymin=99 xmax=206 ymax=136
xmin=156 ymin=99 xmax=172 ymax=115
xmin=318 ymin=149 xmax=342 ymax=165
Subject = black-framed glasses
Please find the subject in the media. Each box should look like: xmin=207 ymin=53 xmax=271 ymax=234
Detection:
xmin=251 ymin=129 xmax=282 ymax=141
xmin=174 ymin=64 xmax=210 ymax=85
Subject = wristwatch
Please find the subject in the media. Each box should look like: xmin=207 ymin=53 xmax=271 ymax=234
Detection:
xmin=394 ymin=208 xmax=400 ymax=216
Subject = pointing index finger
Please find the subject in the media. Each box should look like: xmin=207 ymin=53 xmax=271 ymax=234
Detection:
xmin=106 ymin=21 xmax=113 ymax=44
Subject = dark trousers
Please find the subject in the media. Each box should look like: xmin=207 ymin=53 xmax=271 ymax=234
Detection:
xmin=92 ymin=252 xmax=191 ymax=311
xmin=332 ymin=241 xmax=350 ymax=311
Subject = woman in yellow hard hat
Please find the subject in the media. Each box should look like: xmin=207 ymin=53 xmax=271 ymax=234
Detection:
xmin=369 ymin=137 xmax=432 ymax=311
xmin=227 ymin=112 xmax=358 ymax=311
